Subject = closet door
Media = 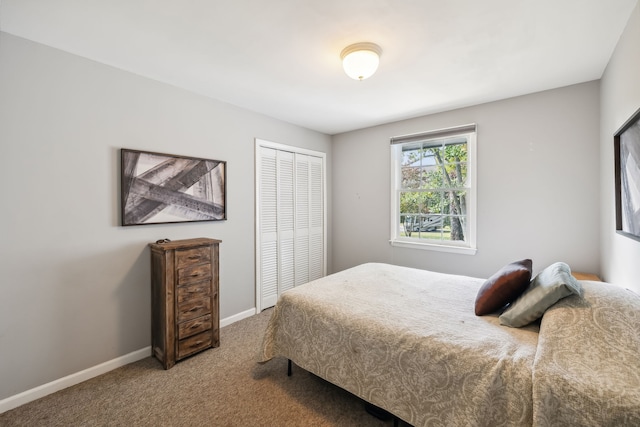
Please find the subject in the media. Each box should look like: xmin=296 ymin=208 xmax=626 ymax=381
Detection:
xmin=295 ymin=153 xmax=324 ymax=285
xmin=257 ymin=147 xmax=279 ymax=309
xmin=308 ymin=155 xmax=324 ymax=281
xmin=278 ymin=151 xmax=295 ymax=295
xmin=256 ymin=141 xmax=326 ymax=311
xmin=294 ymin=154 xmax=310 ymax=286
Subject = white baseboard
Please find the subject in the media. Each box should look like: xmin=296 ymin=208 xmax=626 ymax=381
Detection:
xmin=0 ymin=308 xmax=258 ymax=414
xmin=0 ymin=347 xmax=151 ymax=414
xmin=221 ymin=307 xmax=256 ymax=327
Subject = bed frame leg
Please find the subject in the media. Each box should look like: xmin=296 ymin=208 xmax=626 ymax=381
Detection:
xmin=287 ymin=359 xmax=292 ymax=376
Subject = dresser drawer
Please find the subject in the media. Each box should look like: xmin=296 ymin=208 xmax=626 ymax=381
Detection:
xmin=176 ymin=246 xmax=211 ymax=269
xmin=178 ymin=282 xmax=212 ymax=303
xmin=177 ymin=263 xmax=212 ymax=286
xmin=178 ymin=314 xmax=212 ymax=340
xmin=177 ymin=331 xmax=212 ymax=359
xmin=177 ymin=296 xmax=212 ymax=322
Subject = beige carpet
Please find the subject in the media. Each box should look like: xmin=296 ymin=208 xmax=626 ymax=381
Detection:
xmin=0 ymin=309 xmax=403 ymax=426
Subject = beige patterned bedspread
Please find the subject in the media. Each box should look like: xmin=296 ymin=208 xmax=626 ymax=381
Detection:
xmin=532 ymin=280 xmax=640 ymax=426
xmin=258 ymin=263 xmax=540 ymax=426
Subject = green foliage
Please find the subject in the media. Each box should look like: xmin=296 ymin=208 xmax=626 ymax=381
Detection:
xmin=399 ymin=140 xmax=468 ymax=241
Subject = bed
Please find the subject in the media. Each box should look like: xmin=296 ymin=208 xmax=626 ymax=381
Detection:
xmin=258 ymin=262 xmax=640 ymax=427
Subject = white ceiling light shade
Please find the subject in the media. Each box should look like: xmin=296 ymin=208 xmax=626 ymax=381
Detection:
xmin=340 ymin=42 xmax=382 ymax=81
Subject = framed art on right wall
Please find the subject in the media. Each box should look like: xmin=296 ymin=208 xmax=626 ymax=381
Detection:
xmin=614 ymin=107 xmax=640 ymax=242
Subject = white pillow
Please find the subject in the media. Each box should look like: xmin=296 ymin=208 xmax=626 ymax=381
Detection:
xmin=499 ymin=262 xmax=583 ymax=327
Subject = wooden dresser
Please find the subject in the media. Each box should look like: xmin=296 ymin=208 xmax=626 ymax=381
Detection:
xmin=149 ymin=238 xmax=221 ymax=369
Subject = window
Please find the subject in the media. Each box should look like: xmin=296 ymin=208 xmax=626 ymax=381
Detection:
xmin=390 ymin=124 xmax=477 ymax=254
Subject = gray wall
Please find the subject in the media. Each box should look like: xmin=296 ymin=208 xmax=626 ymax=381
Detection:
xmin=331 ymin=81 xmax=601 ymax=279
xmin=0 ymin=32 xmax=332 ymax=400
xmin=600 ymin=3 xmax=640 ymax=293
xmin=2 ymin=2 xmax=639 ymax=405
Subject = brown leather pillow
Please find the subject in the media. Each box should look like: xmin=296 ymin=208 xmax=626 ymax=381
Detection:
xmin=475 ymin=259 xmax=532 ymax=315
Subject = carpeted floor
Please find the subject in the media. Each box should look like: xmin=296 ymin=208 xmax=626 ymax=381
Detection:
xmin=0 ymin=309 xmax=404 ymax=426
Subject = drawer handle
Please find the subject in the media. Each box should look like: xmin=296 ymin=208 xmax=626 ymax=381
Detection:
xmin=189 ymin=306 xmax=203 ymax=312
xmin=191 ymin=341 xmax=203 ymax=347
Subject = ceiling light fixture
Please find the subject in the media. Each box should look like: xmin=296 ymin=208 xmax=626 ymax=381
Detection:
xmin=340 ymin=42 xmax=382 ymax=81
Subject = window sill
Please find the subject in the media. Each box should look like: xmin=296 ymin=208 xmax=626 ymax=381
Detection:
xmin=389 ymin=239 xmax=477 ymax=255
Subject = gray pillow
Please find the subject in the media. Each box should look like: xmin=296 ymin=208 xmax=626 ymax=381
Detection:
xmin=499 ymin=262 xmax=583 ymax=327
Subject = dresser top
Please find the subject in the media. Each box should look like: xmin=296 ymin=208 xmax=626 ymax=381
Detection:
xmin=149 ymin=237 xmax=221 ymax=251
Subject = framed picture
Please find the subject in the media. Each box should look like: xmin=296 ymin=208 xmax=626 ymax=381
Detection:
xmin=614 ymin=107 xmax=640 ymax=242
xmin=121 ymin=149 xmax=226 ymax=226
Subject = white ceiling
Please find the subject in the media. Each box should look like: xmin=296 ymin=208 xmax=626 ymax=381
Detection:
xmin=1 ymin=0 xmax=637 ymax=135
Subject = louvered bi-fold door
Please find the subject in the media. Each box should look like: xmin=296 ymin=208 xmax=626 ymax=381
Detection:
xmin=308 ymin=155 xmax=324 ymax=282
xmin=277 ymin=151 xmax=295 ymax=296
xmin=295 ymin=154 xmax=325 ymax=285
xmin=257 ymin=143 xmax=325 ymax=311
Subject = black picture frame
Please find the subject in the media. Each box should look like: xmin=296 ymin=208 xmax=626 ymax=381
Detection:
xmin=121 ymin=149 xmax=226 ymax=226
xmin=614 ymin=107 xmax=640 ymax=242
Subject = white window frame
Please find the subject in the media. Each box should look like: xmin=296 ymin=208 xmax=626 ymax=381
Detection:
xmin=390 ymin=124 xmax=477 ymax=255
